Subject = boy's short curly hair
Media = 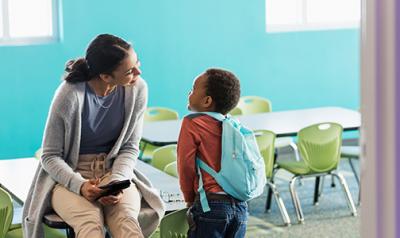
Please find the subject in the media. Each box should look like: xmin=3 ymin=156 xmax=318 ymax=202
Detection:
xmin=205 ymin=68 xmax=241 ymax=115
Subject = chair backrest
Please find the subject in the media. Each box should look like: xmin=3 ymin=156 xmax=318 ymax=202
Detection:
xmin=164 ymin=161 xmax=178 ymax=177
xmin=298 ymin=123 xmax=343 ymax=173
xmin=254 ymin=130 xmax=276 ymax=179
xmin=144 ymin=107 xmax=179 ymax=122
xmin=160 ymin=208 xmax=189 ymax=238
xmin=0 ymin=188 xmax=13 ymax=238
xmin=151 ymin=145 xmax=177 ymax=171
xmin=237 ymin=96 xmax=272 ymax=115
xmin=229 ymin=107 xmax=243 ymax=116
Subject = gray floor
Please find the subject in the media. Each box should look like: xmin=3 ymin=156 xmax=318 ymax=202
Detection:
xmin=246 ymin=150 xmax=361 ymax=238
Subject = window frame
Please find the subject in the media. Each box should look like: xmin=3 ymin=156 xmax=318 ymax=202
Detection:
xmin=265 ymin=0 xmax=361 ymax=33
xmin=0 ymin=0 xmax=61 ymax=46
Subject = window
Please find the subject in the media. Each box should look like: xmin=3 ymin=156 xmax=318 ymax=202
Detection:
xmin=265 ymin=0 xmax=361 ymax=33
xmin=0 ymin=0 xmax=61 ymax=45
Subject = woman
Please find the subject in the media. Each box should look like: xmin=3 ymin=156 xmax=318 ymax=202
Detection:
xmin=22 ymin=34 xmax=165 ymax=238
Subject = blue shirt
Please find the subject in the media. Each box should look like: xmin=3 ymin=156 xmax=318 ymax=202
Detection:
xmin=80 ymin=83 xmax=125 ymax=154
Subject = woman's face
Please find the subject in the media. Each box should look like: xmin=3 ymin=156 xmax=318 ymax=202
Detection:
xmin=110 ymin=47 xmax=142 ymax=86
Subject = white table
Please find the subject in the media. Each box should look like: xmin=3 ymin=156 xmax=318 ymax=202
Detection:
xmin=0 ymin=158 xmax=185 ymax=211
xmin=142 ymin=107 xmax=361 ymax=145
xmin=136 ymin=160 xmax=185 ymax=211
xmin=0 ymin=157 xmax=38 ymax=205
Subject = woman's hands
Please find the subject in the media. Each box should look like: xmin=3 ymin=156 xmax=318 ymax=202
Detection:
xmin=80 ymin=179 xmax=122 ymax=206
xmin=80 ymin=178 xmax=102 ymax=201
xmin=98 ymin=193 xmax=122 ymax=206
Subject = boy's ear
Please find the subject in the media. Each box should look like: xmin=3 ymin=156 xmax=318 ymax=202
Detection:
xmin=99 ymin=73 xmax=114 ymax=84
xmin=203 ymin=96 xmax=213 ymax=108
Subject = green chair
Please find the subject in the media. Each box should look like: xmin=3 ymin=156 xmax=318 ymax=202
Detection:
xmin=237 ymin=96 xmax=272 ymax=114
xmin=276 ymin=123 xmax=357 ymax=223
xmin=141 ymin=107 xmax=179 ymax=162
xmin=144 ymin=107 xmax=179 ymax=122
xmin=164 ymin=161 xmax=178 ymax=178
xmin=0 ymin=187 xmax=66 ymax=238
xmin=229 ymin=107 xmax=243 ymax=116
xmin=151 ymin=145 xmax=177 ymax=171
xmin=235 ymin=96 xmax=300 ymax=160
xmin=314 ymin=145 xmax=361 ymax=205
xmin=341 ymin=145 xmax=361 ymax=204
xmin=341 ymin=146 xmax=360 ymax=186
xmin=255 ymin=130 xmax=290 ymax=226
xmin=0 ymin=187 xmax=13 ymax=238
xmin=160 ymin=208 xmax=188 ymax=238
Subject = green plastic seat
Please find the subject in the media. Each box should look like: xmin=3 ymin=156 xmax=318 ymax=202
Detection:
xmin=276 ymin=122 xmax=357 ymax=223
xmin=144 ymin=107 xmax=179 ymax=122
xmin=0 ymin=188 xmax=66 ymax=238
xmin=141 ymin=107 xmax=179 ymax=162
xmin=229 ymin=107 xmax=242 ymax=116
xmin=164 ymin=161 xmax=178 ymax=178
xmin=237 ymin=96 xmax=298 ymax=159
xmin=159 ymin=208 xmax=188 ymax=238
xmin=237 ymin=96 xmax=272 ymax=115
xmin=255 ymin=130 xmax=290 ymax=226
xmin=151 ymin=145 xmax=177 ymax=171
xmin=0 ymin=187 xmax=13 ymax=238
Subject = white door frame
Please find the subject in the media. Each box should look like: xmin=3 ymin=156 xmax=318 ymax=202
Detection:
xmin=361 ymin=0 xmax=397 ymax=237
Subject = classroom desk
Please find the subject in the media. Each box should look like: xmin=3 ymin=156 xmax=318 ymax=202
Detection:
xmin=0 ymin=157 xmax=37 ymax=205
xmin=0 ymin=158 xmax=185 ymax=211
xmin=142 ymin=107 xmax=361 ymax=145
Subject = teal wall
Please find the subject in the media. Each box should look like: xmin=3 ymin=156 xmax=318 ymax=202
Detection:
xmin=0 ymin=0 xmax=360 ymax=159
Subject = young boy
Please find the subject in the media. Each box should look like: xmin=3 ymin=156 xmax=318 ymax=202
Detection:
xmin=177 ymin=68 xmax=247 ymax=238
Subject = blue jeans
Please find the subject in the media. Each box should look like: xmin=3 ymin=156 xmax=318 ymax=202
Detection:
xmin=187 ymin=198 xmax=248 ymax=238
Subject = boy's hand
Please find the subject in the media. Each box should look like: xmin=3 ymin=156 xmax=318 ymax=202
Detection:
xmin=186 ymin=202 xmax=194 ymax=208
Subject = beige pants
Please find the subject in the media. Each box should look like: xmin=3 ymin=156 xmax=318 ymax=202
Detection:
xmin=51 ymin=153 xmax=144 ymax=238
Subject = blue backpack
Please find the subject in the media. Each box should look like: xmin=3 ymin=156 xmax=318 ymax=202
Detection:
xmin=194 ymin=112 xmax=266 ymax=212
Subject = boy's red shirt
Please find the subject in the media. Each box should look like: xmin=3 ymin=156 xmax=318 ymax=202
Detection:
xmin=177 ymin=114 xmax=224 ymax=202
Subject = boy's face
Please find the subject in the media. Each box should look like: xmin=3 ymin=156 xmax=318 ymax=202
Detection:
xmin=188 ymin=73 xmax=213 ymax=112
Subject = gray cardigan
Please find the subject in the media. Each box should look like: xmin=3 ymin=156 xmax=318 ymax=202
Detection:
xmin=22 ymin=78 xmax=165 ymax=238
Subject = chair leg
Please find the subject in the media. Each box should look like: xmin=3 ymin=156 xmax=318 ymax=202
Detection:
xmin=297 ymin=178 xmax=303 ymax=186
xmin=266 ymin=170 xmax=278 ymax=212
xmin=265 ymin=185 xmax=273 ymax=212
xmin=313 ymin=176 xmax=320 ymax=205
xmin=66 ymin=227 xmax=75 ymax=238
xmin=348 ymin=158 xmax=360 ymax=186
xmin=318 ymin=175 xmax=325 ymax=197
xmin=268 ymin=182 xmax=291 ymax=226
xmin=313 ymin=175 xmax=325 ymax=205
xmin=289 ymin=142 xmax=300 ymax=162
xmin=138 ymin=142 xmax=147 ymax=160
xmin=331 ymin=172 xmax=358 ymax=216
xmin=331 ymin=174 xmax=336 ymax=187
xmin=289 ymin=176 xmax=304 ymax=224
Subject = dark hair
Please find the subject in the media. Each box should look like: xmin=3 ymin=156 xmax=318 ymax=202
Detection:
xmin=205 ymin=68 xmax=241 ymax=114
xmin=64 ymin=34 xmax=131 ymax=83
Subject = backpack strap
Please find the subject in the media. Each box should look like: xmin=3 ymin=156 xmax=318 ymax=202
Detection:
xmin=186 ymin=112 xmax=228 ymax=122
xmin=195 ymin=157 xmax=219 ymax=212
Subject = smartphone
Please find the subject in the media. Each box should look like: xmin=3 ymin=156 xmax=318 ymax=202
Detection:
xmin=97 ymin=179 xmax=131 ymax=199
